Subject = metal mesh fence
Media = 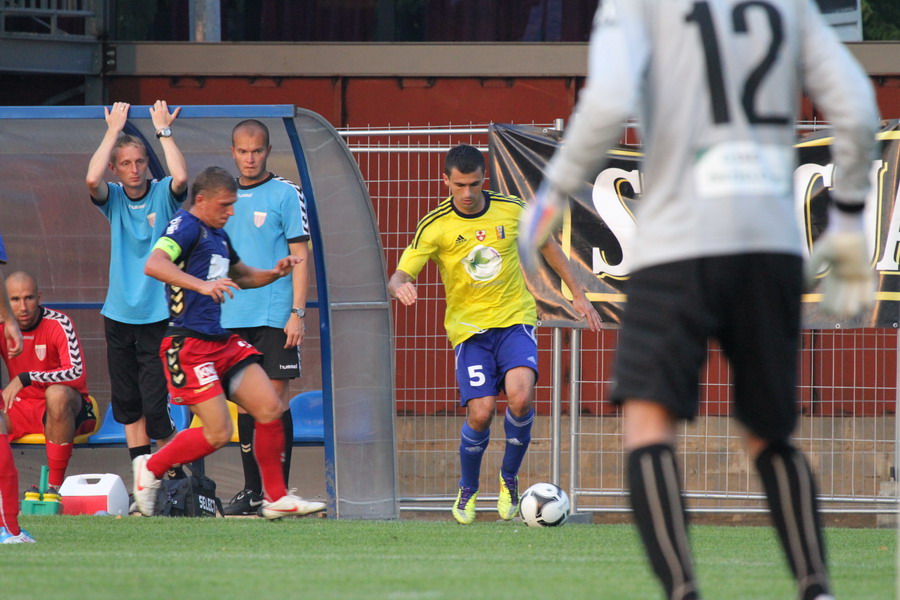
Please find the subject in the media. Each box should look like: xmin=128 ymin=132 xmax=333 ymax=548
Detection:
xmin=340 ymin=123 xmax=897 ymax=515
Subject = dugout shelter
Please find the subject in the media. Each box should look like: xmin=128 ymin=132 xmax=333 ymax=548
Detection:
xmin=0 ymin=104 xmax=398 ymax=520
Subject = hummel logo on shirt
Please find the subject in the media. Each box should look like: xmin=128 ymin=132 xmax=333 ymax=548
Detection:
xmin=455 ymin=235 xmax=467 ymax=245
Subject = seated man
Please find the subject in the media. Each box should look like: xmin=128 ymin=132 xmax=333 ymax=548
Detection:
xmin=0 ymin=271 xmax=97 ymax=498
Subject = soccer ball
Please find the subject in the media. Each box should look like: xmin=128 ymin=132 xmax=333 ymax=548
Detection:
xmin=519 ymin=482 xmax=570 ymax=527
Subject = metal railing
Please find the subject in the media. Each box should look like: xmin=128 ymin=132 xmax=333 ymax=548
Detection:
xmin=338 ymin=121 xmax=898 ymax=516
xmin=0 ymin=0 xmax=96 ymax=38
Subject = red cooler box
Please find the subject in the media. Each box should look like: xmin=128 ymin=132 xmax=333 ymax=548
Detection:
xmin=59 ymin=473 xmax=130 ymax=516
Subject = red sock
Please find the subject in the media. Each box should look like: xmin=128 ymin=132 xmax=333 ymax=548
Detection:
xmin=0 ymin=435 xmax=22 ymax=536
xmin=146 ymin=428 xmax=216 ymax=479
xmin=254 ymin=420 xmax=286 ymax=501
xmin=46 ymin=442 xmax=73 ymax=488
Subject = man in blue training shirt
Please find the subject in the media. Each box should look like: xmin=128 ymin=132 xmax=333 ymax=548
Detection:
xmin=86 ymin=100 xmax=188 ymax=475
xmin=220 ymin=119 xmax=311 ymax=515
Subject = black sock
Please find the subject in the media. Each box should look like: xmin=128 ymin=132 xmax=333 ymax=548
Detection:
xmin=282 ymin=409 xmax=294 ymax=486
xmin=756 ymin=442 xmax=831 ymax=600
xmin=627 ymin=444 xmax=700 ymax=600
xmin=128 ymin=445 xmax=152 ymax=461
xmin=237 ymin=412 xmax=262 ymax=494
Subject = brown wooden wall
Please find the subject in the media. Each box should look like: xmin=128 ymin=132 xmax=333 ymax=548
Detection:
xmin=106 ymin=75 xmax=900 ymax=128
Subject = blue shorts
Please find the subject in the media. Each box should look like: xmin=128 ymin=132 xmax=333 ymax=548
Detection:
xmin=454 ymin=324 xmax=538 ymax=404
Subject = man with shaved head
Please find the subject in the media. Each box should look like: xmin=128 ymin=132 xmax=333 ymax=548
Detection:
xmin=220 ymin=119 xmax=312 ymax=515
xmin=0 ymin=272 xmax=95 ymax=501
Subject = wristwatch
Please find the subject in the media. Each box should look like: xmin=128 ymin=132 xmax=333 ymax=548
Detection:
xmin=155 ymin=127 xmax=172 ymax=139
xmin=291 ymin=307 xmax=306 ymax=318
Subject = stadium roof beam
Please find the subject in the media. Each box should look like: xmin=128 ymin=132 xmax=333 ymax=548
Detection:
xmin=0 ymin=36 xmax=101 ymax=75
xmin=105 ymin=41 xmax=900 ymax=78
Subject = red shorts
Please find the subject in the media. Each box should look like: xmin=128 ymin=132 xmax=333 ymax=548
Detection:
xmin=6 ymin=394 xmax=96 ymax=438
xmin=160 ymin=334 xmax=262 ymax=405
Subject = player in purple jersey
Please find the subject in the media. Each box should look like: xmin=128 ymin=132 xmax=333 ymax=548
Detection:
xmin=132 ymin=166 xmax=325 ymax=520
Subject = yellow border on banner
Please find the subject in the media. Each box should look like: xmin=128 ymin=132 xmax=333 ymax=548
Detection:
xmin=560 ymin=209 xmax=574 ymax=301
xmin=582 ymin=292 xmax=900 ymax=305
xmin=608 ymin=149 xmax=643 ymax=158
xmin=584 ymin=292 xmax=628 ymax=302
xmin=796 ymin=130 xmax=900 ymax=147
xmin=800 ymin=292 xmax=900 ymax=303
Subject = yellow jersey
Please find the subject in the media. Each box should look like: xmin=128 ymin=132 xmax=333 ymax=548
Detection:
xmin=396 ymin=190 xmax=537 ymax=347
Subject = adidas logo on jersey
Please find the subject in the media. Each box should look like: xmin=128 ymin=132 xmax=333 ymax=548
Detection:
xmin=455 ymin=235 xmax=467 ymax=245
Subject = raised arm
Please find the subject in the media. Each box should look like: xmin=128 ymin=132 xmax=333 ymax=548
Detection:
xmin=538 ymin=238 xmax=602 ymax=331
xmin=85 ymin=101 xmax=131 ymax=202
xmin=149 ymin=100 xmax=188 ymax=196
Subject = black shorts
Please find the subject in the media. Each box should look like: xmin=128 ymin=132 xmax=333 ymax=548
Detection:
xmin=229 ymin=326 xmax=301 ymax=380
xmin=611 ymin=253 xmax=803 ymax=441
xmin=104 ymin=317 xmax=175 ymax=440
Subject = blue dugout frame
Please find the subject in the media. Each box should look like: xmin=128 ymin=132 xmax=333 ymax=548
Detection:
xmin=0 ymin=105 xmax=336 ymax=495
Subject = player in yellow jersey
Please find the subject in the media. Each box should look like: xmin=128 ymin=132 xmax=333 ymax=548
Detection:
xmin=389 ymin=144 xmax=601 ymax=524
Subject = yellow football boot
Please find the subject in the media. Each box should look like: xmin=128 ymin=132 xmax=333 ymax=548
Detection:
xmin=497 ymin=473 xmax=520 ymax=520
xmin=451 ymin=486 xmax=478 ymax=525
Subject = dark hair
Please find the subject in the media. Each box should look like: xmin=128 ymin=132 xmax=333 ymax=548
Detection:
xmin=190 ymin=166 xmax=237 ymax=204
xmin=444 ymin=144 xmax=485 ymax=175
xmin=232 ymin=119 xmax=270 ymax=147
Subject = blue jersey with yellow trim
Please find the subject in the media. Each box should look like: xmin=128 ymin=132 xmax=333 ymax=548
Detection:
xmin=397 ymin=190 xmax=537 ymax=346
xmin=155 ymin=209 xmax=239 ymax=339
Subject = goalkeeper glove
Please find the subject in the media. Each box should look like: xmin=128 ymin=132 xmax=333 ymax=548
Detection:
xmin=807 ymin=226 xmax=874 ymax=320
xmin=517 ymin=181 xmax=567 ymax=274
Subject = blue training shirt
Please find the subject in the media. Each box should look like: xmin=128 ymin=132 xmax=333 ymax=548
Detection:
xmin=0 ymin=233 xmax=7 ymax=263
xmin=221 ymin=174 xmax=309 ymax=329
xmin=94 ymin=177 xmax=185 ymax=324
xmin=154 ymin=209 xmax=240 ymax=339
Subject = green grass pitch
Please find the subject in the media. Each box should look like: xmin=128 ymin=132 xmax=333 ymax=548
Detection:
xmin=0 ymin=516 xmax=894 ymax=599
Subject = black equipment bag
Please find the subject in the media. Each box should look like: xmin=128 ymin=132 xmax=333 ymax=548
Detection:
xmin=153 ymin=466 xmax=223 ymax=517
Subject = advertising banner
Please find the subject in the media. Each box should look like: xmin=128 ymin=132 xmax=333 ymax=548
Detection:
xmin=488 ymin=120 xmax=900 ymax=328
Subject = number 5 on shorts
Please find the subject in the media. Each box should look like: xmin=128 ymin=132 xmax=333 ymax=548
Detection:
xmin=468 ymin=365 xmax=485 ymax=387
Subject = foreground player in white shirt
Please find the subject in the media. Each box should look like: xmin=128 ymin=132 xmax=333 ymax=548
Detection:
xmin=519 ymin=1 xmax=880 ymax=599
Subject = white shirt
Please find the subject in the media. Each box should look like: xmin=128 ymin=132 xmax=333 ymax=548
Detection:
xmin=545 ymin=0 xmax=880 ymax=270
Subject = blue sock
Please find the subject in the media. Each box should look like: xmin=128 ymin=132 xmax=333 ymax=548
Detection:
xmin=459 ymin=423 xmax=490 ymax=490
xmin=501 ymin=407 xmax=534 ymax=478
